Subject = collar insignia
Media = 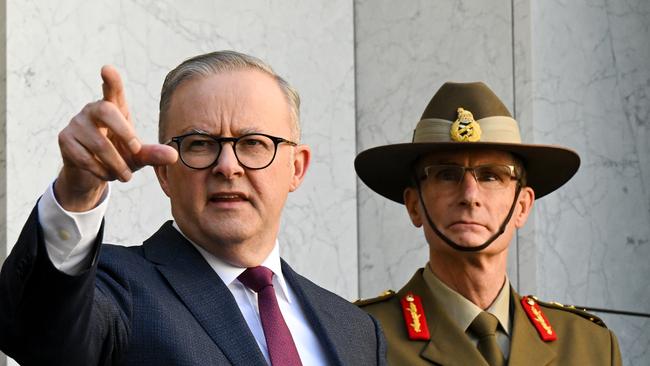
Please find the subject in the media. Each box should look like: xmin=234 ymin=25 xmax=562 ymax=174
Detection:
xmin=521 ymin=296 xmax=557 ymax=342
xmin=450 ymin=107 xmax=482 ymax=142
xmin=400 ymin=292 xmax=431 ymax=340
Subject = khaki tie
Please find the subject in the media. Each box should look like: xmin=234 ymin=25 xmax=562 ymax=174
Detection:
xmin=469 ymin=311 xmax=506 ymax=366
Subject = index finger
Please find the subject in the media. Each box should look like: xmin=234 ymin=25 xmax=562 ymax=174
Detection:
xmin=99 ymin=65 xmax=141 ymax=154
xmin=101 ymin=65 xmax=129 ymax=117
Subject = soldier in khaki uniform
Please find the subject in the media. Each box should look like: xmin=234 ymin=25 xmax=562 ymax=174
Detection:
xmin=354 ymin=82 xmax=622 ymax=365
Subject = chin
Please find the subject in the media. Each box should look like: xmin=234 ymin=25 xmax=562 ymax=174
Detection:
xmin=457 ymin=242 xmax=484 ymax=248
xmin=456 ymin=242 xmax=488 ymax=249
xmin=448 ymin=234 xmax=491 ymax=248
xmin=205 ymin=226 xmax=253 ymax=244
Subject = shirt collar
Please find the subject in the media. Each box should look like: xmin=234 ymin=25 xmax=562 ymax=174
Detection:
xmin=423 ymin=264 xmax=510 ymax=335
xmin=486 ymin=275 xmax=511 ymax=335
xmin=171 ymin=222 xmax=292 ymax=303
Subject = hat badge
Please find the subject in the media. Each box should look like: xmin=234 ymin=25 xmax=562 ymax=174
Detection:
xmin=450 ymin=107 xmax=482 ymax=142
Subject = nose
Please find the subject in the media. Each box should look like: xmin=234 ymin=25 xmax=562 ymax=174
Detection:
xmin=211 ymin=142 xmax=245 ymax=179
xmin=458 ymin=169 xmax=481 ymax=207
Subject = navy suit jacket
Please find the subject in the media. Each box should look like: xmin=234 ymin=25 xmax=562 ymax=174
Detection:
xmin=0 ymin=205 xmax=386 ymax=365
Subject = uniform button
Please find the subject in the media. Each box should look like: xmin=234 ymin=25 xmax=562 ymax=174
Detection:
xmin=58 ymin=229 xmax=71 ymax=241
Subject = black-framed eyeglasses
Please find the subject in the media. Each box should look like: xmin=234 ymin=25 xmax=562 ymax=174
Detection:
xmin=165 ymin=132 xmax=297 ymax=170
xmin=421 ymin=164 xmax=520 ymax=191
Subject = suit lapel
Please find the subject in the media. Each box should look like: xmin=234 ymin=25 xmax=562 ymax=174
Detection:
xmin=281 ymin=261 xmax=344 ymax=366
xmin=401 ymin=270 xmax=488 ymax=366
xmin=143 ymin=222 xmax=267 ymax=366
xmin=508 ymin=290 xmax=556 ymax=365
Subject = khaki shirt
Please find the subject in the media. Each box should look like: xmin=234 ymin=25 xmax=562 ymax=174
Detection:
xmin=358 ymin=268 xmax=622 ymax=366
xmin=422 ymin=265 xmax=510 ymax=358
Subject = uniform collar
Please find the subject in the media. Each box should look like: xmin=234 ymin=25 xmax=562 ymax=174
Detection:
xmin=423 ymin=263 xmax=510 ymax=335
xmin=171 ymin=222 xmax=292 ymax=303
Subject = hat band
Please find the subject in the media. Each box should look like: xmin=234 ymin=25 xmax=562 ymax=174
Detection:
xmin=412 ymin=116 xmax=521 ymax=143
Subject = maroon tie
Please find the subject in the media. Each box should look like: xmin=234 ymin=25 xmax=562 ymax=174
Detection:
xmin=238 ymin=266 xmax=302 ymax=366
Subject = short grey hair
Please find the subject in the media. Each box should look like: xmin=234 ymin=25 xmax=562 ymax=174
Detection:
xmin=158 ymin=50 xmax=301 ymax=143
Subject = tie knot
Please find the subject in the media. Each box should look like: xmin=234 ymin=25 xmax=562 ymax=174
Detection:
xmin=238 ymin=266 xmax=274 ymax=293
xmin=470 ymin=311 xmax=500 ymax=337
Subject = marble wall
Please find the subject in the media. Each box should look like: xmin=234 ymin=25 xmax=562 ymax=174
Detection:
xmin=0 ymin=0 xmax=6 ymax=278
xmin=1 ymin=1 xmax=6 ymax=364
xmin=2 ymin=0 xmax=648 ymax=365
xmin=521 ymin=0 xmax=650 ymax=363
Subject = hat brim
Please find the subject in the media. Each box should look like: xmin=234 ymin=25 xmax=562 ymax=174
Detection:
xmin=354 ymin=142 xmax=580 ymax=204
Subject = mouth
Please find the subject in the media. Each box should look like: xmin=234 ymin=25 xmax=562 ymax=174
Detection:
xmin=208 ymin=191 xmax=249 ymax=204
xmin=453 ymin=220 xmax=480 ymax=225
xmin=448 ymin=220 xmax=486 ymax=230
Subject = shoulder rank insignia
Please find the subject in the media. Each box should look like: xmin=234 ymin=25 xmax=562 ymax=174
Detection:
xmin=400 ymin=292 xmax=430 ymax=340
xmin=354 ymin=289 xmax=395 ymax=307
xmin=450 ymin=107 xmax=482 ymax=142
xmin=532 ymin=297 xmax=607 ymax=328
xmin=521 ymin=296 xmax=557 ymax=342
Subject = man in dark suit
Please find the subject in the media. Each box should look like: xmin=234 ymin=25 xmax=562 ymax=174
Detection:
xmin=0 ymin=51 xmax=385 ymax=365
xmin=354 ymin=82 xmax=621 ymax=365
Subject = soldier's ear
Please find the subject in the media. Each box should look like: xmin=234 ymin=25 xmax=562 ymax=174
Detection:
xmin=514 ymin=186 xmax=535 ymax=228
xmin=404 ymin=187 xmax=423 ymax=227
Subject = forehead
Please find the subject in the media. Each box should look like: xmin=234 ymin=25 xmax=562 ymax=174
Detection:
xmin=418 ymin=149 xmax=516 ymax=165
xmin=164 ymin=69 xmax=291 ymax=137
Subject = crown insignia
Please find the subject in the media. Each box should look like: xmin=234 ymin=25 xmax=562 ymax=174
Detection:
xmin=450 ymin=107 xmax=482 ymax=142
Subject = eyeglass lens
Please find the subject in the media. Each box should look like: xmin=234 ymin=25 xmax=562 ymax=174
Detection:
xmin=178 ymin=134 xmax=279 ymax=169
xmin=423 ymin=164 xmax=516 ymax=190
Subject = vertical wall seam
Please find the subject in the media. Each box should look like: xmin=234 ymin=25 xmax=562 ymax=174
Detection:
xmin=1 ymin=1 xmax=8 ymax=364
xmin=352 ymin=0 xmax=361 ymax=299
xmin=510 ymin=0 xmax=520 ymax=294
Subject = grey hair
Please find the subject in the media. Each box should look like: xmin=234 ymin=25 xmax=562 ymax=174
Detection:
xmin=158 ymin=50 xmax=301 ymax=143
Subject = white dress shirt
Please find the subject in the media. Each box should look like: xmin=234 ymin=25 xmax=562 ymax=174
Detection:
xmin=37 ymin=182 xmax=328 ymax=365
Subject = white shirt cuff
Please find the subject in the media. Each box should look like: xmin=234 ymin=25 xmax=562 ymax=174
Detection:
xmin=37 ymin=182 xmax=110 ymax=275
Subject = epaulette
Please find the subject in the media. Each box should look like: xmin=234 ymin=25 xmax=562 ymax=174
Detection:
xmin=529 ymin=295 xmax=607 ymax=328
xmin=520 ymin=296 xmax=557 ymax=341
xmin=400 ymin=292 xmax=430 ymax=340
xmin=354 ymin=290 xmax=396 ymax=306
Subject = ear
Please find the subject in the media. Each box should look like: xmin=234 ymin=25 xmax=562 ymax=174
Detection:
xmin=289 ymin=144 xmax=311 ymax=192
xmin=154 ymin=165 xmax=172 ymax=198
xmin=514 ymin=186 xmax=535 ymax=228
xmin=404 ymin=187 xmax=423 ymax=227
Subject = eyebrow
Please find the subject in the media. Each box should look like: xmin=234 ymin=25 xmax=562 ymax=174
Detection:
xmin=188 ymin=128 xmax=210 ymax=135
xmin=435 ymin=161 xmax=462 ymax=165
xmin=182 ymin=127 xmax=264 ymax=136
xmin=237 ymin=127 xmax=263 ymax=135
xmin=421 ymin=160 xmax=463 ymax=166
